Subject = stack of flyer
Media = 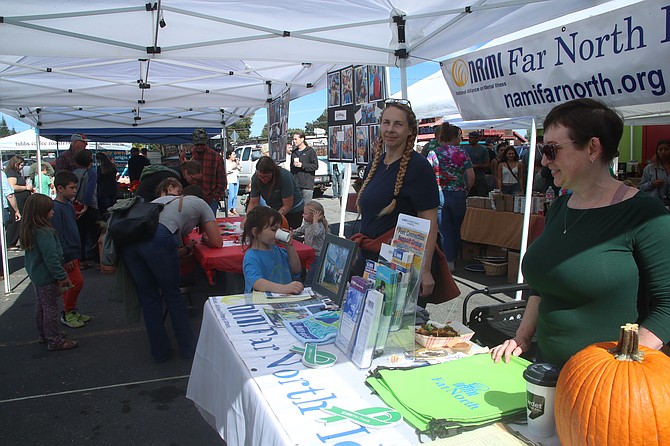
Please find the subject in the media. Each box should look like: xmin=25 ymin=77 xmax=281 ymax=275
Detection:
xmin=335 ymin=214 xmax=430 ymax=368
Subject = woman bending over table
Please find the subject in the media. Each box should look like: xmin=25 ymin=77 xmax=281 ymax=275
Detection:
xmin=491 ymin=99 xmax=670 ymax=368
xmin=122 ymin=179 xmax=222 ymax=363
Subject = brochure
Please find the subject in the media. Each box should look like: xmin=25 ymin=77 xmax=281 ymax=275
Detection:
xmin=373 ymin=264 xmax=399 ymax=354
xmin=335 ymin=276 xmax=374 ymax=356
xmin=351 ymin=289 xmax=384 ymax=369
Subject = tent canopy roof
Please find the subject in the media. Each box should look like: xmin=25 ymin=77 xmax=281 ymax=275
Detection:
xmin=0 ymin=0 xmax=611 ymax=132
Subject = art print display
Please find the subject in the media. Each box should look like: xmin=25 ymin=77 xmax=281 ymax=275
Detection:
xmin=268 ymin=88 xmax=290 ymax=163
xmin=328 ymin=72 xmax=341 ymax=107
xmin=327 ymin=65 xmax=385 ymax=164
xmin=341 ymin=67 xmax=354 ymax=106
xmin=354 ymin=65 xmax=368 ymax=105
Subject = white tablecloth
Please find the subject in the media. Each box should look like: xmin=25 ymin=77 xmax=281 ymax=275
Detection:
xmin=186 ymin=295 xmax=561 ymax=446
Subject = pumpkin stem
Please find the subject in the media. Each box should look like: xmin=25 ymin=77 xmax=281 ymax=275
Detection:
xmin=609 ymin=323 xmax=645 ymax=362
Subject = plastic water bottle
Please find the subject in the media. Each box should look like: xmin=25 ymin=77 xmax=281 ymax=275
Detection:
xmin=545 ymin=187 xmax=556 ymax=203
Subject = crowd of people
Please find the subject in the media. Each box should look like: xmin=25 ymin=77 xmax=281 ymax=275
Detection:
xmin=5 ymin=100 xmax=669 ymax=365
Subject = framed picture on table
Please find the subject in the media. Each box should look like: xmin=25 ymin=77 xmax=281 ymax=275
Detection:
xmin=311 ymin=233 xmax=358 ymax=307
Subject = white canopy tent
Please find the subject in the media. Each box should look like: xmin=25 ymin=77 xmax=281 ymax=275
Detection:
xmin=0 ymin=0 xmax=613 ymax=131
xmin=0 ymin=129 xmax=60 ymax=152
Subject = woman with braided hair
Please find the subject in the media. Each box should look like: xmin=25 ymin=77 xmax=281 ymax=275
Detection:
xmin=353 ymin=100 xmax=459 ymax=306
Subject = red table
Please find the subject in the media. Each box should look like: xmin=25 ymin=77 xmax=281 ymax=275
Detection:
xmin=185 ymin=217 xmax=315 ymax=285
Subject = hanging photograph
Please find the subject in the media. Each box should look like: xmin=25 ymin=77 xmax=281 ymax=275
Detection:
xmin=369 ymin=125 xmax=380 ymax=162
xmin=328 ymin=72 xmax=341 ymax=108
xmin=368 ymin=65 xmax=384 ymax=102
xmin=355 ymin=126 xmax=369 ymax=163
xmin=341 ymin=67 xmax=354 ymax=106
xmin=328 ymin=126 xmax=341 ymax=161
xmin=268 ymin=88 xmax=290 ymax=163
xmin=354 ymin=65 xmax=368 ymax=105
xmin=341 ymin=124 xmax=354 ymax=162
xmin=360 ymin=103 xmax=378 ymax=125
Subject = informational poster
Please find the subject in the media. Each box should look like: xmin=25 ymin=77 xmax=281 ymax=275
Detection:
xmin=441 ymin=0 xmax=670 ymax=120
xmin=328 ymin=65 xmax=386 ymax=165
xmin=268 ymin=88 xmax=290 ymax=163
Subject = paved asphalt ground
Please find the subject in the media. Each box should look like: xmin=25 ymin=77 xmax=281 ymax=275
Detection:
xmin=0 ymin=184 xmax=513 ymax=445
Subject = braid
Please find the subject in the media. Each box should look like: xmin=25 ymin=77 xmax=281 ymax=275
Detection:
xmin=377 ymin=139 xmax=413 ymax=217
xmin=356 ymin=135 xmax=384 ymax=213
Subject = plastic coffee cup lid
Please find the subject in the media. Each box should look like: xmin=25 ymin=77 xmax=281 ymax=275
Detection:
xmin=523 ymin=363 xmax=560 ymax=386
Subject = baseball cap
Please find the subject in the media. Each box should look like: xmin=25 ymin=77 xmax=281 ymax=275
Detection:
xmin=192 ymin=128 xmax=209 ymax=145
xmin=71 ymin=133 xmax=88 ymax=143
xmin=468 ymin=131 xmax=481 ymax=138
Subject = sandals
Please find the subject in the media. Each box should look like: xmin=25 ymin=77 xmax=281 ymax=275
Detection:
xmin=48 ymin=339 xmax=79 ymax=351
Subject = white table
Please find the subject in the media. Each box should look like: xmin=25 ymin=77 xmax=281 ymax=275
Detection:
xmin=186 ymin=296 xmax=561 ymax=446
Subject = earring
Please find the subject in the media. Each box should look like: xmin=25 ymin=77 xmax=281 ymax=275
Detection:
xmin=590 ymin=158 xmax=595 ymax=164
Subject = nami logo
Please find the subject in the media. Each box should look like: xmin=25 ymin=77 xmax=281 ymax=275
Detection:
xmin=451 ymin=59 xmax=469 ymax=87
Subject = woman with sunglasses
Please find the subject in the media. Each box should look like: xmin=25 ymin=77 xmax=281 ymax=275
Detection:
xmin=354 ymin=100 xmax=459 ymax=306
xmin=247 ymin=156 xmax=304 ymax=229
xmin=491 ymin=99 xmax=670 ymax=368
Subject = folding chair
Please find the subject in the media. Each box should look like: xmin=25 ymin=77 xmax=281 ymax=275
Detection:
xmin=461 ymin=284 xmax=537 ymax=361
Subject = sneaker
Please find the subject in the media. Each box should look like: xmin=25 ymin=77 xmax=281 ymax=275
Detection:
xmin=71 ymin=310 xmax=91 ymax=323
xmin=61 ymin=311 xmax=85 ymax=328
xmin=39 ymin=331 xmax=66 ymax=344
xmin=48 ymin=339 xmax=79 ymax=351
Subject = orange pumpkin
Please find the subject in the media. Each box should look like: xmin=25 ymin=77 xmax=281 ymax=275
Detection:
xmin=555 ymin=323 xmax=670 ymax=446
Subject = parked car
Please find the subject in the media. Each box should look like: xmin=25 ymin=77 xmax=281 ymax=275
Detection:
xmin=235 ymin=146 xmax=332 ymax=198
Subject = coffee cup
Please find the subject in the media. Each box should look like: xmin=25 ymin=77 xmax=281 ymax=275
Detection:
xmin=275 ymin=229 xmax=290 ymax=243
xmin=523 ymin=363 xmax=560 ymax=438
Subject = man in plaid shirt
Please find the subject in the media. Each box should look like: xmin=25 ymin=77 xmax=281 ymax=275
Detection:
xmin=56 ymin=133 xmax=88 ymax=172
xmin=188 ymin=128 xmax=226 ymax=214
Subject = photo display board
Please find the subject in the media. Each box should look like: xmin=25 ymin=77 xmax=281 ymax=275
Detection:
xmin=268 ymin=88 xmax=291 ymax=164
xmin=327 ymin=65 xmax=386 ymax=165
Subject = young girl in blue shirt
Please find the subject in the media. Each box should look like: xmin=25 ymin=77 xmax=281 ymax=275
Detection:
xmin=242 ymin=206 xmax=303 ymax=294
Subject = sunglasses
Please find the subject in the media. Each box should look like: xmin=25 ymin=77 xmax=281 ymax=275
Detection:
xmin=384 ymin=98 xmax=412 ymax=108
xmin=540 ymin=140 xmax=576 ymax=161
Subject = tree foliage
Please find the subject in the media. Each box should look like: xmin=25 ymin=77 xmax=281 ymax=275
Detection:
xmin=226 ymin=116 xmax=252 ymax=144
xmin=304 ymin=108 xmax=328 ymax=134
xmin=0 ymin=117 xmax=11 ymax=138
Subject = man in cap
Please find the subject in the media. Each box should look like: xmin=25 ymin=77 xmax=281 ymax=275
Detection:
xmin=465 ymin=131 xmax=490 ymax=197
xmin=56 ymin=133 xmax=88 ymax=172
xmin=187 ymin=128 xmax=225 ymax=214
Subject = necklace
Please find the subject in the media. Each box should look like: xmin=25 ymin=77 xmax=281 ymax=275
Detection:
xmin=563 ymin=181 xmax=611 ymax=234
xmin=563 ymin=207 xmax=590 ymax=234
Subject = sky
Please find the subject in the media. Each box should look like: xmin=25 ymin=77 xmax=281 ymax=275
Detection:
xmin=1 ymin=62 xmax=442 ymax=139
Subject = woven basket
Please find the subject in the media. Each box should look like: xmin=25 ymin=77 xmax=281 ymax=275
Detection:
xmin=481 ymin=260 xmax=508 ymax=276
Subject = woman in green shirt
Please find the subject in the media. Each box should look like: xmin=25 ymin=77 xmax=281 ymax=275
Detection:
xmin=491 ymin=99 xmax=670 ymax=367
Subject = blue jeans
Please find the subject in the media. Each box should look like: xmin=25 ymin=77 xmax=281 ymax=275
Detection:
xmin=208 ymin=200 xmax=219 ymax=215
xmin=122 ymin=224 xmax=195 ymax=361
xmin=227 ymin=182 xmax=239 ymax=212
xmin=440 ymin=189 xmax=467 ymax=262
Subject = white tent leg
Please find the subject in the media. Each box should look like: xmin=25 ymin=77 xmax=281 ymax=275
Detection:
xmin=517 ymin=118 xmax=537 ymax=300
xmin=338 ymin=163 xmax=352 ymax=238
